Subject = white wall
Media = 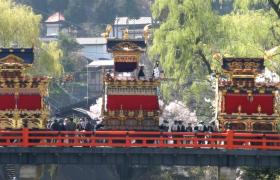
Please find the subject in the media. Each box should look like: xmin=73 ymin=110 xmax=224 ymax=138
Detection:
xmin=80 ymin=44 xmax=111 ymax=60
xmin=46 ymin=24 xmax=60 ymax=37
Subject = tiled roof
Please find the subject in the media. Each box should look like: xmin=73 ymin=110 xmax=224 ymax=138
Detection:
xmin=45 ymin=12 xmax=65 ymax=23
xmin=114 ymin=17 xmax=152 ymax=25
xmin=76 ymin=38 xmax=107 ymax=45
xmin=87 ymin=60 xmax=114 ymax=67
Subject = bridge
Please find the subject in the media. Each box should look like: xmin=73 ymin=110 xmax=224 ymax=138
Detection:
xmin=0 ymin=129 xmax=279 ymax=167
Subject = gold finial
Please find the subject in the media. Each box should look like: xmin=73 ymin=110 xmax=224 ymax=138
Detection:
xmin=238 ymin=105 xmax=242 ymax=114
xmin=119 ymin=105 xmax=125 ymax=118
xmin=257 ymin=105 xmax=262 ymax=114
xmin=213 ymin=53 xmax=222 ymax=61
xmin=143 ymin=24 xmax=150 ymax=42
xmin=123 ymin=28 xmax=129 ymax=40
xmin=264 ymin=46 xmax=279 ymax=60
xmin=101 ymin=24 xmax=112 ymax=39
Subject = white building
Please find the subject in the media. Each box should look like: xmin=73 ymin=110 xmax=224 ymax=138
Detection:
xmin=87 ymin=60 xmax=114 ymax=97
xmin=76 ymin=38 xmax=112 ymax=60
xmin=113 ymin=17 xmax=152 ymax=39
xmin=45 ymin=12 xmax=65 ymax=37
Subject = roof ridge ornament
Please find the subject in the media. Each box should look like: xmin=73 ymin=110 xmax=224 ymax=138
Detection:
xmin=123 ymin=28 xmax=129 ymax=40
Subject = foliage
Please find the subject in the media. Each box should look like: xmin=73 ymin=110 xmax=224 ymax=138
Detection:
xmin=0 ymin=0 xmax=41 ymax=47
xmin=161 ymin=100 xmax=197 ymax=124
xmin=17 ymin=0 xmax=151 ymax=26
xmin=240 ymin=167 xmax=280 ymax=180
xmin=0 ymin=0 xmax=64 ymax=77
xmin=58 ymin=33 xmax=83 ymax=73
xmin=150 ymin=0 xmax=223 ymax=121
xmin=150 ymin=0 xmax=280 ymax=121
xmin=32 ymin=41 xmax=64 ymax=77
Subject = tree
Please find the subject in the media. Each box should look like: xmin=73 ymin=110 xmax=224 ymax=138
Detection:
xmin=0 ymin=0 xmax=63 ymax=77
xmin=58 ymin=33 xmax=82 ymax=73
xmin=0 ymin=0 xmax=41 ymax=47
xmin=149 ymin=0 xmax=223 ymax=121
xmin=32 ymin=41 xmax=64 ymax=77
xmin=150 ymin=0 xmax=280 ymax=121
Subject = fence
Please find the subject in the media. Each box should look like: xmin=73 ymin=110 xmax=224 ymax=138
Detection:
xmin=0 ymin=128 xmax=280 ymax=150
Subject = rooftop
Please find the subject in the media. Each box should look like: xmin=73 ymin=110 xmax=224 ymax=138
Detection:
xmin=87 ymin=60 xmax=114 ymax=68
xmin=114 ymin=17 xmax=152 ymax=26
xmin=45 ymin=12 xmax=65 ymax=23
xmin=76 ymin=38 xmax=107 ymax=45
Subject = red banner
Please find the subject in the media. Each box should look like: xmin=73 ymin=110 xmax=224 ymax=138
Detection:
xmin=224 ymin=94 xmax=273 ymax=115
xmin=107 ymin=95 xmax=159 ymax=111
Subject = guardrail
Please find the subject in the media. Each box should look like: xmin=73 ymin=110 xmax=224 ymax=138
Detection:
xmin=0 ymin=128 xmax=280 ymax=150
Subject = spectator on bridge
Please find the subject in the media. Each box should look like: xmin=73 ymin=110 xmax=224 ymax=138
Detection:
xmin=57 ymin=119 xmax=66 ymax=143
xmin=177 ymin=120 xmax=185 ymax=132
xmin=198 ymin=121 xmax=207 ymax=132
xmin=171 ymin=121 xmax=179 ymax=144
xmin=208 ymin=122 xmax=217 ymax=133
xmin=65 ymin=118 xmax=77 ymax=144
xmin=50 ymin=119 xmax=60 ymax=131
xmin=77 ymin=118 xmax=85 ymax=131
xmin=185 ymin=123 xmax=193 ymax=132
xmin=193 ymin=124 xmax=199 ymax=132
xmin=65 ymin=118 xmax=77 ymax=131
xmin=171 ymin=121 xmax=178 ymax=132
xmin=197 ymin=121 xmax=207 ymax=144
xmin=159 ymin=119 xmax=169 ymax=132
xmin=50 ymin=119 xmax=60 ymax=143
xmin=58 ymin=119 xmax=66 ymax=131
xmin=85 ymin=119 xmax=93 ymax=143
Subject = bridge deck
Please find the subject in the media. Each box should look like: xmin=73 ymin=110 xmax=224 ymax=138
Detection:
xmin=0 ymin=129 xmax=278 ymax=166
xmin=0 ymin=147 xmax=279 ymax=167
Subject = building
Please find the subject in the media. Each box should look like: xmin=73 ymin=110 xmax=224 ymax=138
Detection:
xmin=45 ymin=12 xmax=66 ymax=37
xmin=113 ymin=17 xmax=152 ymax=39
xmin=76 ymin=38 xmax=111 ymax=60
xmin=87 ymin=59 xmax=114 ymax=98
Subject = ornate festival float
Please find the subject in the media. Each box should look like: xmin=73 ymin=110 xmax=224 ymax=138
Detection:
xmin=101 ymin=28 xmax=161 ymax=131
xmin=217 ymin=57 xmax=279 ymax=132
xmin=0 ymin=48 xmax=50 ymax=129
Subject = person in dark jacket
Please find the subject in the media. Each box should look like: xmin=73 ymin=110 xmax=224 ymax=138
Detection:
xmin=65 ymin=118 xmax=77 ymax=143
xmin=51 ymin=120 xmax=60 ymax=131
xmin=50 ymin=119 xmax=60 ymax=143
xmin=185 ymin=123 xmax=193 ymax=132
xmin=177 ymin=120 xmax=186 ymax=132
xmin=84 ymin=119 xmax=93 ymax=143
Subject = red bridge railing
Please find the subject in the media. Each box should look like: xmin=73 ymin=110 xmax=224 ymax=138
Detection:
xmin=0 ymin=128 xmax=280 ymax=150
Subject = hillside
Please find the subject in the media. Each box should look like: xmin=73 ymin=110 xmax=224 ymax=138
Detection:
xmin=16 ymin=0 xmax=151 ymax=36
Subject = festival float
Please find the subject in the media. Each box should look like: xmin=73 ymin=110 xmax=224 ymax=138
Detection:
xmin=101 ymin=28 xmax=161 ymax=131
xmin=217 ymin=57 xmax=279 ymax=132
xmin=0 ymin=48 xmax=50 ymax=129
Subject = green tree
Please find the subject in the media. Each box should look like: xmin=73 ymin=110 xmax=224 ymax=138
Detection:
xmin=0 ymin=0 xmax=63 ymax=77
xmin=33 ymin=41 xmax=64 ymax=77
xmin=58 ymin=33 xmax=82 ymax=73
xmin=0 ymin=0 xmax=41 ymax=47
xmin=150 ymin=0 xmax=280 ymax=120
xmin=149 ymin=0 xmax=223 ymax=120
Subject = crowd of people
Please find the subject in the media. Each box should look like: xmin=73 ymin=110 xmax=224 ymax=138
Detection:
xmin=47 ymin=117 xmax=217 ymax=134
xmin=47 ymin=117 xmax=102 ymax=132
xmin=159 ymin=120 xmax=218 ymax=133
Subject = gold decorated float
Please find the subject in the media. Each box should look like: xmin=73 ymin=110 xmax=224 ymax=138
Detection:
xmin=0 ymin=48 xmax=50 ymax=129
xmin=101 ymin=28 xmax=161 ymax=130
xmin=217 ymin=57 xmax=279 ymax=132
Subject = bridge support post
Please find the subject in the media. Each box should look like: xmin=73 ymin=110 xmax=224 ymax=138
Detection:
xmin=226 ymin=130 xmax=234 ymax=149
xmin=22 ymin=128 xmax=29 ymax=147
xmin=117 ymin=156 xmax=132 ymax=180
xmin=117 ymin=163 xmax=132 ymax=180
